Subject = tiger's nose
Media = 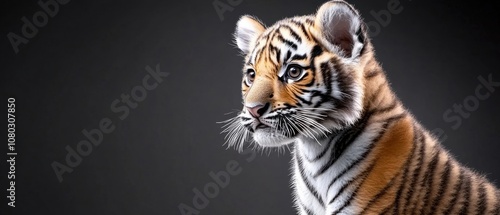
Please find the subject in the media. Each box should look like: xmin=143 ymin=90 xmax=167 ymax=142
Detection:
xmin=246 ymin=103 xmax=269 ymax=118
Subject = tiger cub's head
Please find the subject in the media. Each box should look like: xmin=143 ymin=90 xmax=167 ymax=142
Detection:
xmin=225 ymin=1 xmax=377 ymax=151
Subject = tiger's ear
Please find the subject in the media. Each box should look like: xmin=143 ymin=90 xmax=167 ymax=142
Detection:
xmin=234 ymin=15 xmax=266 ymax=55
xmin=315 ymin=1 xmax=365 ymax=58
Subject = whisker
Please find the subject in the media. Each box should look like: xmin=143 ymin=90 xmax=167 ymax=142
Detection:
xmin=291 ymin=115 xmax=321 ymax=145
xmin=220 ymin=112 xmax=251 ymax=152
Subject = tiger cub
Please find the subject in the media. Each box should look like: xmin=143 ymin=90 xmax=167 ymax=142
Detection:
xmin=222 ymin=0 xmax=500 ymax=214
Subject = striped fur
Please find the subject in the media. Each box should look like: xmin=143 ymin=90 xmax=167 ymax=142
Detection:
xmin=223 ymin=1 xmax=500 ymax=214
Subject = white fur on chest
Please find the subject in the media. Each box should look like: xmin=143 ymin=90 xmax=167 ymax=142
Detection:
xmin=291 ymin=124 xmax=381 ymax=215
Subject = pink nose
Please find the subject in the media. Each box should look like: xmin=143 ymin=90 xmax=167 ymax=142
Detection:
xmin=246 ymin=104 xmax=268 ymax=118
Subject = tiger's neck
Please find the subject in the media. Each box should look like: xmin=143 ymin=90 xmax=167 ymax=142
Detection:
xmin=292 ymin=111 xmax=385 ymax=214
xmin=290 ymin=56 xmax=409 ymax=214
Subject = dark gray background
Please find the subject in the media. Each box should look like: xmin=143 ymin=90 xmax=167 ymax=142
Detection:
xmin=1 ymin=0 xmax=499 ymax=214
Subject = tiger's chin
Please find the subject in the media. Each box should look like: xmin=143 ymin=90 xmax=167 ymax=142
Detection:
xmin=252 ymin=128 xmax=295 ymax=148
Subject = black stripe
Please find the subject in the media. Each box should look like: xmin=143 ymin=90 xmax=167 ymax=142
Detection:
xmin=304 ymin=135 xmax=336 ymax=162
xmin=371 ymin=82 xmax=386 ymax=100
xmin=376 ymin=99 xmax=398 ymax=114
xmin=418 ymin=148 xmax=441 ymax=215
xmin=310 ymin=45 xmax=323 ymax=63
xmin=269 ymin=45 xmax=280 ymax=64
xmin=289 ymin=19 xmax=312 ymax=41
xmin=314 ymin=111 xmax=372 ymax=178
xmin=299 ymin=200 xmax=315 ymax=215
xmin=297 ymin=89 xmax=324 ymax=107
xmin=382 ymin=113 xmax=407 ymax=124
xmin=308 ymin=45 xmax=323 ymax=81
xmin=359 ymin=173 xmax=399 ymax=215
xmin=458 ymin=172 xmax=472 ymax=215
xmin=429 ymin=159 xmax=452 ymax=213
xmin=275 ymin=49 xmax=281 ymax=66
xmin=249 ymin=46 xmax=260 ymax=65
xmin=255 ymin=46 xmax=265 ymax=65
xmin=300 ymin=23 xmax=311 ymax=41
xmin=443 ymin=168 xmax=465 ymax=215
xmin=393 ymin=124 xmax=419 ymax=214
xmin=325 ymin=137 xmax=376 ymax=191
xmin=290 ymin=53 xmax=307 ymax=61
xmin=330 ymin=59 xmax=356 ymax=114
xmin=276 ymin=34 xmax=298 ymax=50
xmin=409 ymin=145 xmax=436 ymax=215
xmin=280 ymin=24 xmax=303 ymax=43
xmin=330 ymin=162 xmax=375 ymax=215
xmin=296 ymin=152 xmax=324 ymax=206
xmin=492 ymin=194 xmax=500 ymax=215
xmin=313 ymin=95 xmax=335 ymax=109
xmin=309 ymin=92 xmax=331 ymax=109
xmin=402 ymin=128 xmax=426 ymax=214
xmin=312 ymin=60 xmax=334 ymax=108
xmin=284 ymin=50 xmax=292 ymax=62
xmin=365 ymin=70 xmax=381 ymax=79
xmin=328 ymin=161 xmax=375 ymax=204
xmin=380 ymin=202 xmax=394 ymax=215
xmin=247 ymin=36 xmax=265 ymax=64
xmin=296 ymin=94 xmax=313 ymax=106
xmin=476 ymin=182 xmax=487 ymax=215
xmin=304 ymin=17 xmax=314 ymax=26
xmin=320 ymin=62 xmax=332 ymax=96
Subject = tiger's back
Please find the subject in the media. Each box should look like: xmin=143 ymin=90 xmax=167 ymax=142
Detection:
xmin=225 ymin=1 xmax=500 ymax=214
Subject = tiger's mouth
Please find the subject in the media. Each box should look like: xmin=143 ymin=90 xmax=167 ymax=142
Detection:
xmin=221 ymin=108 xmax=332 ymax=150
xmin=244 ymin=109 xmax=331 ymax=147
xmin=241 ymin=113 xmax=300 ymax=147
xmin=252 ymin=126 xmax=295 ymax=147
xmin=248 ymin=117 xmax=272 ymax=131
xmin=254 ymin=123 xmax=269 ymax=130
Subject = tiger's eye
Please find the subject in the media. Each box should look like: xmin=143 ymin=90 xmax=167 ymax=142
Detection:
xmin=245 ymin=69 xmax=256 ymax=85
xmin=287 ymin=66 xmax=302 ymax=80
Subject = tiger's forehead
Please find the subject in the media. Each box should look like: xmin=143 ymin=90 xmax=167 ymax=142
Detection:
xmin=245 ymin=16 xmax=318 ymax=72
